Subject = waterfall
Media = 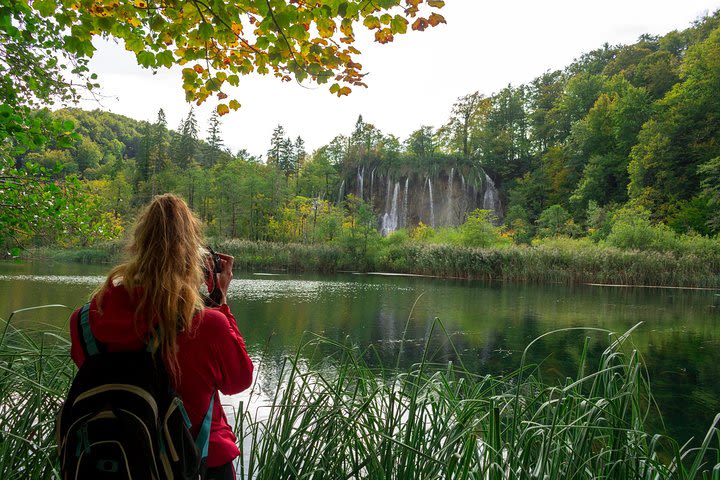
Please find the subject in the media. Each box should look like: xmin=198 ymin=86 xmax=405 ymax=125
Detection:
xmin=337 ymin=179 xmax=345 ymax=205
xmin=482 ymin=171 xmax=502 ymax=219
xmin=428 ymin=177 xmax=435 ymax=228
xmin=403 ymin=177 xmax=409 ymax=228
xmin=381 ymin=181 xmax=400 ymax=235
xmin=357 ymin=166 xmax=364 ymax=200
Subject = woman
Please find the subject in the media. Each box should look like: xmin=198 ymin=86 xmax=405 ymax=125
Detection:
xmin=69 ymin=194 xmax=253 ymax=479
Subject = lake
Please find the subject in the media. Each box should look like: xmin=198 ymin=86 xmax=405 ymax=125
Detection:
xmin=1 ymin=260 xmax=719 ymax=448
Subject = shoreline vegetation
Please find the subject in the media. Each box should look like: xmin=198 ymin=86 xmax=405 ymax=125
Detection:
xmin=2 ymin=309 xmax=719 ymax=479
xmin=23 ymin=234 xmax=720 ymax=288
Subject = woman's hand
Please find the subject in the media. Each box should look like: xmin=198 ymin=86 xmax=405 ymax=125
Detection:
xmin=214 ymin=253 xmax=234 ymax=305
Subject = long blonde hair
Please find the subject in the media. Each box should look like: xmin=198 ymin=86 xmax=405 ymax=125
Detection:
xmin=95 ymin=194 xmax=205 ymax=377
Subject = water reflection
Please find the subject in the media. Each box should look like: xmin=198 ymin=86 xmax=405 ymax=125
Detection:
xmin=1 ymin=261 xmax=719 ymax=447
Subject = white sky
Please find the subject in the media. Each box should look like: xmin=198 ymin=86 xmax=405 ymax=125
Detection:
xmin=77 ymin=0 xmax=720 ymax=158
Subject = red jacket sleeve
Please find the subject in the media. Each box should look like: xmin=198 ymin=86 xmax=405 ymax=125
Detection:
xmin=203 ymin=304 xmax=254 ymax=394
xmin=69 ymin=306 xmax=86 ymax=368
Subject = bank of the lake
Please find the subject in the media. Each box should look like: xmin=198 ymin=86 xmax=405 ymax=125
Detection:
xmin=3 ymin=315 xmax=720 ymax=479
xmin=27 ymin=237 xmax=720 ymax=287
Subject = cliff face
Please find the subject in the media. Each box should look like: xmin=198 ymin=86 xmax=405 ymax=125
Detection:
xmin=341 ymin=166 xmax=503 ymax=234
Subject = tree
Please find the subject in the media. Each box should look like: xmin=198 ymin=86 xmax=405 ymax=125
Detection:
xmin=205 ymin=111 xmax=224 ymax=167
xmin=628 ymin=27 xmax=720 ymax=219
xmin=348 ymin=115 xmax=384 ymax=164
xmin=267 ymin=125 xmax=295 ymax=177
xmin=10 ymin=0 xmax=445 ymax=121
xmin=480 ymin=85 xmax=530 ymax=179
xmin=440 ymin=91 xmax=489 ymax=159
xmin=3 ymin=0 xmax=445 ymax=244
xmin=537 ymin=204 xmax=575 ymax=237
xmin=406 ymin=126 xmax=436 ymax=158
xmin=174 ymin=108 xmax=199 ymax=168
xmin=294 ymin=136 xmax=307 ymax=171
xmin=698 ymin=156 xmax=720 ymax=232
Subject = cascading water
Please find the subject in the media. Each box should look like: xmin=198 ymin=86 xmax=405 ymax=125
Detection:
xmin=403 ymin=177 xmax=409 ymax=228
xmin=337 ymin=179 xmax=345 ymax=205
xmin=357 ymin=166 xmax=364 ymax=200
xmin=381 ymin=181 xmax=400 ymax=235
xmin=427 ymin=177 xmax=435 ymax=228
xmin=384 ymin=177 xmax=392 ymax=213
xmin=482 ymin=171 xmax=502 ymax=220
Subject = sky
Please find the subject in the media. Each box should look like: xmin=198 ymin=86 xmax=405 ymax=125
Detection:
xmin=77 ymin=0 xmax=720 ymax=158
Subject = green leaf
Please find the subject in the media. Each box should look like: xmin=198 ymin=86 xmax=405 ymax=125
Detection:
xmin=156 ymin=50 xmax=174 ymax=68
xmin=137 ymin=51 xmax=155 ymax=67
xmin=35 ymin=0 xmax=57 ymax=17
xmin=391 ymin=15 xmax=408 ymax=35
xmin=256 ymin=36 xmax=270 ymax=50
xmin=198 ymin=22 xmax=214 ymax=41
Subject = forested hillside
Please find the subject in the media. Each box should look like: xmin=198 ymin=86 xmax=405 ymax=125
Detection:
xmin=11 ymin=11 xmax=720 ymax=250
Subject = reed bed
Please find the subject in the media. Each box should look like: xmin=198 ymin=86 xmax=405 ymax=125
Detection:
xmin=238 ymin=325 xmax=720 ymax=479
xmin=0 ymin=306 xmax=74 ymax=480
xmin=30 ymin=239 xmax=720 ymax=287
xmin=2 ymin=307 xmax=719 ymax=479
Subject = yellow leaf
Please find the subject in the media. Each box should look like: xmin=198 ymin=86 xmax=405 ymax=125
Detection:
xmin=217 ymin=104 xmax=230 ymax=116
xmin=229 ymin=99 xmax=241 ymax=110
xmin=374 ymin=28 xmax=394 ymax=44
xmin=363 ymin=16 xmax=381 ymax=30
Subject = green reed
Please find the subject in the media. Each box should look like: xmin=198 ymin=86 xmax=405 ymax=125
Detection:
xmin=2 ymin=307 xmax=719 ymax=479
xmin=0 ymin=305 xmax=74 ymax=480
xmin=237 ymin=324 xmax=720 ymax=479
xmin=31 ymin=236 xmax=720 ymax=287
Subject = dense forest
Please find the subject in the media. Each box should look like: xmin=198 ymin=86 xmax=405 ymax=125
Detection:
xmin=8 ymin=11 xmax=720 ymax=252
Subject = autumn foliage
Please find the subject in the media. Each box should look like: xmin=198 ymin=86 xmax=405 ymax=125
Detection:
xmin=24 ymin=0 xmax=445 ymax=115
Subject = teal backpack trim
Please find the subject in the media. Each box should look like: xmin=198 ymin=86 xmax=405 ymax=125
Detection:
xmin=195 ymin=393 xmax=214 ymax=459
xmin=78 ymin=301 xmax=214 ymax=459
xmin=79 ymin=303 xmax=100 ymax=356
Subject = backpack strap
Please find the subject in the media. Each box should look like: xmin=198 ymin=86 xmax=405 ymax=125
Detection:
xmin=195 ymin=393 xmax=214 ymax=459
xmin=77 ymin=302 xmax=105 ymax=357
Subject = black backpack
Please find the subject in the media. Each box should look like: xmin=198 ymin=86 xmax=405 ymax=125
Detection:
xmin=57 ymin=303 xmax=214 ymax=479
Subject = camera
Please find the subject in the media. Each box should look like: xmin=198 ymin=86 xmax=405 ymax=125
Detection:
xmin=202 ymin=246 xmax=224 ymax=307
xmin=207 ymin=247 xmax=222 ymax=277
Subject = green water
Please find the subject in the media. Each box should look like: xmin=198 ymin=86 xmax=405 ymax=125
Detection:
xmin=1 ymin=260 xmax=719 ymax=446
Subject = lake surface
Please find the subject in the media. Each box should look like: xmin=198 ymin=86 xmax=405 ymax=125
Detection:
xmin=1 ymin=260 xmax=719 ymax=447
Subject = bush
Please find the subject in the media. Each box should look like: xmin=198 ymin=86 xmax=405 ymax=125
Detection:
xmin=605 ymin=206 xmax=679 ymax=251
xmin=537 ymin=205 xmax=582 ymax=238
xmin=458 ymin=209 xmax=505 ymax=247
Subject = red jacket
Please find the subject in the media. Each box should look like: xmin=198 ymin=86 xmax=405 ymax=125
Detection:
xmin=69 ymin=282 xmax=254 ymax=468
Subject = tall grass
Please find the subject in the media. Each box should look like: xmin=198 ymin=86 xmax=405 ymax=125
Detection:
xmin=2 ymin=308 xmax=719 ymax=479
xmin=238 ymin=324 xmax=720 ymax=479
xmin=0 ymin=305 xmax=74 ymax=479
xmin=27 ymin=240 xmax=124 ymax=264
xmin=27 ymin=236 xmax=720 ymax=287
